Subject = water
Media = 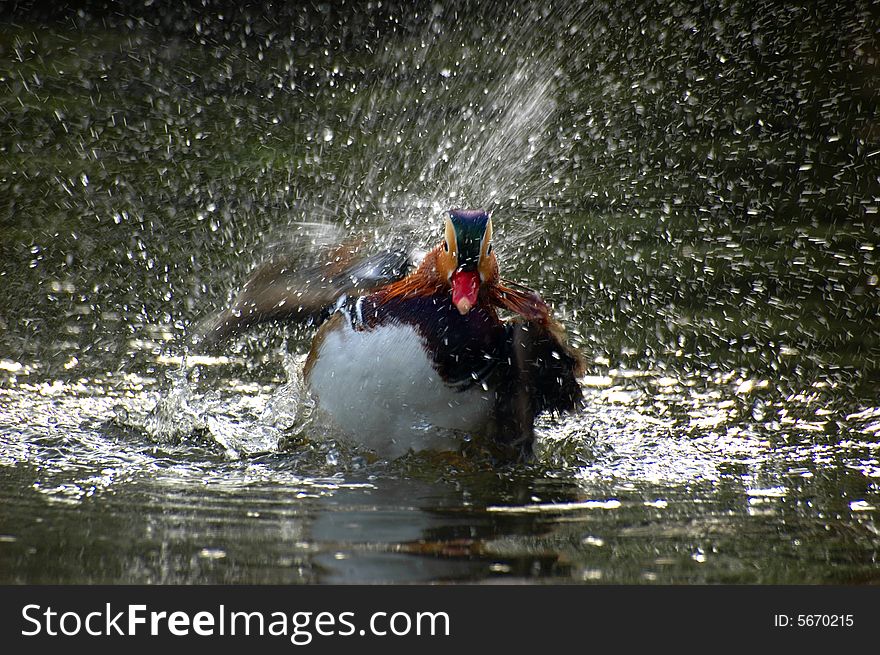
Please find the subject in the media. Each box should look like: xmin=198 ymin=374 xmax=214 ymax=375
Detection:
xmin=1 ymin=1 xmax=879 ymax=584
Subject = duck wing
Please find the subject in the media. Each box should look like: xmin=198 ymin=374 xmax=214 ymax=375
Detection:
xmin=488 ymin=282 xmax=585 ymax=460
xmin=195 ymin=244 xmax=412 ymax=346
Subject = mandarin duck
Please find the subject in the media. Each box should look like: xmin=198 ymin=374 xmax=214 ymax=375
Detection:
xmin=198 ymin=209 xmax=584 ymax=460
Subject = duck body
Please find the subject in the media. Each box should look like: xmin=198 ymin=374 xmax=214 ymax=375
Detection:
xmin=199 ymin=209 xmax=584 ymax=461
xmin=304 ymin=316 xmax=487 ymax=456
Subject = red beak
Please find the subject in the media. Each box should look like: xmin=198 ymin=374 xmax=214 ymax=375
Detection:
xmin=451 ymin=270 xmax=480 ymax=315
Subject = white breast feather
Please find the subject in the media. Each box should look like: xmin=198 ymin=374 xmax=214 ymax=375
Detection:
xmin=306 ymin=321 xmax=493 ymax=457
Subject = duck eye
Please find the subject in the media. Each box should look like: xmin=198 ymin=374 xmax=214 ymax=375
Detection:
xmin=443 ymin=240 xmax=449 ymax=253
xmin=487 ymin=243 xmax=493 ymax=255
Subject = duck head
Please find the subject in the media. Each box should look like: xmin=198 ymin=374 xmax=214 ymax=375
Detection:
xmin=435 ymin=209 xmax=497 ymax=315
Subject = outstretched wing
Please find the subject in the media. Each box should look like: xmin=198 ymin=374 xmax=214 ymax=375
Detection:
xmin=195 ymin=244 xmax=412 ymax=346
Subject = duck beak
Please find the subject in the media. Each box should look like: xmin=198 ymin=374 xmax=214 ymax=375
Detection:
xmin=451 ymin=270 xmax=480 ymax=315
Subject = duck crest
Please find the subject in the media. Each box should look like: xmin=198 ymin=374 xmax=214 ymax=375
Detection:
xmin=448 ymin=209 xmax=490 ymax=269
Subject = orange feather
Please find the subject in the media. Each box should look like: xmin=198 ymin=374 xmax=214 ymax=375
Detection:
xmin=373 ymin=246 xmax=445 ymax=303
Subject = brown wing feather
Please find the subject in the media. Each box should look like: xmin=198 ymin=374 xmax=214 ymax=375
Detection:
xmin=486 ymin=280 xmax=585 ymax=460
xmin=489 ymin=281 xmax=551 ymax=323
xmin=196 ymin=242 xmax=411 ymax=346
